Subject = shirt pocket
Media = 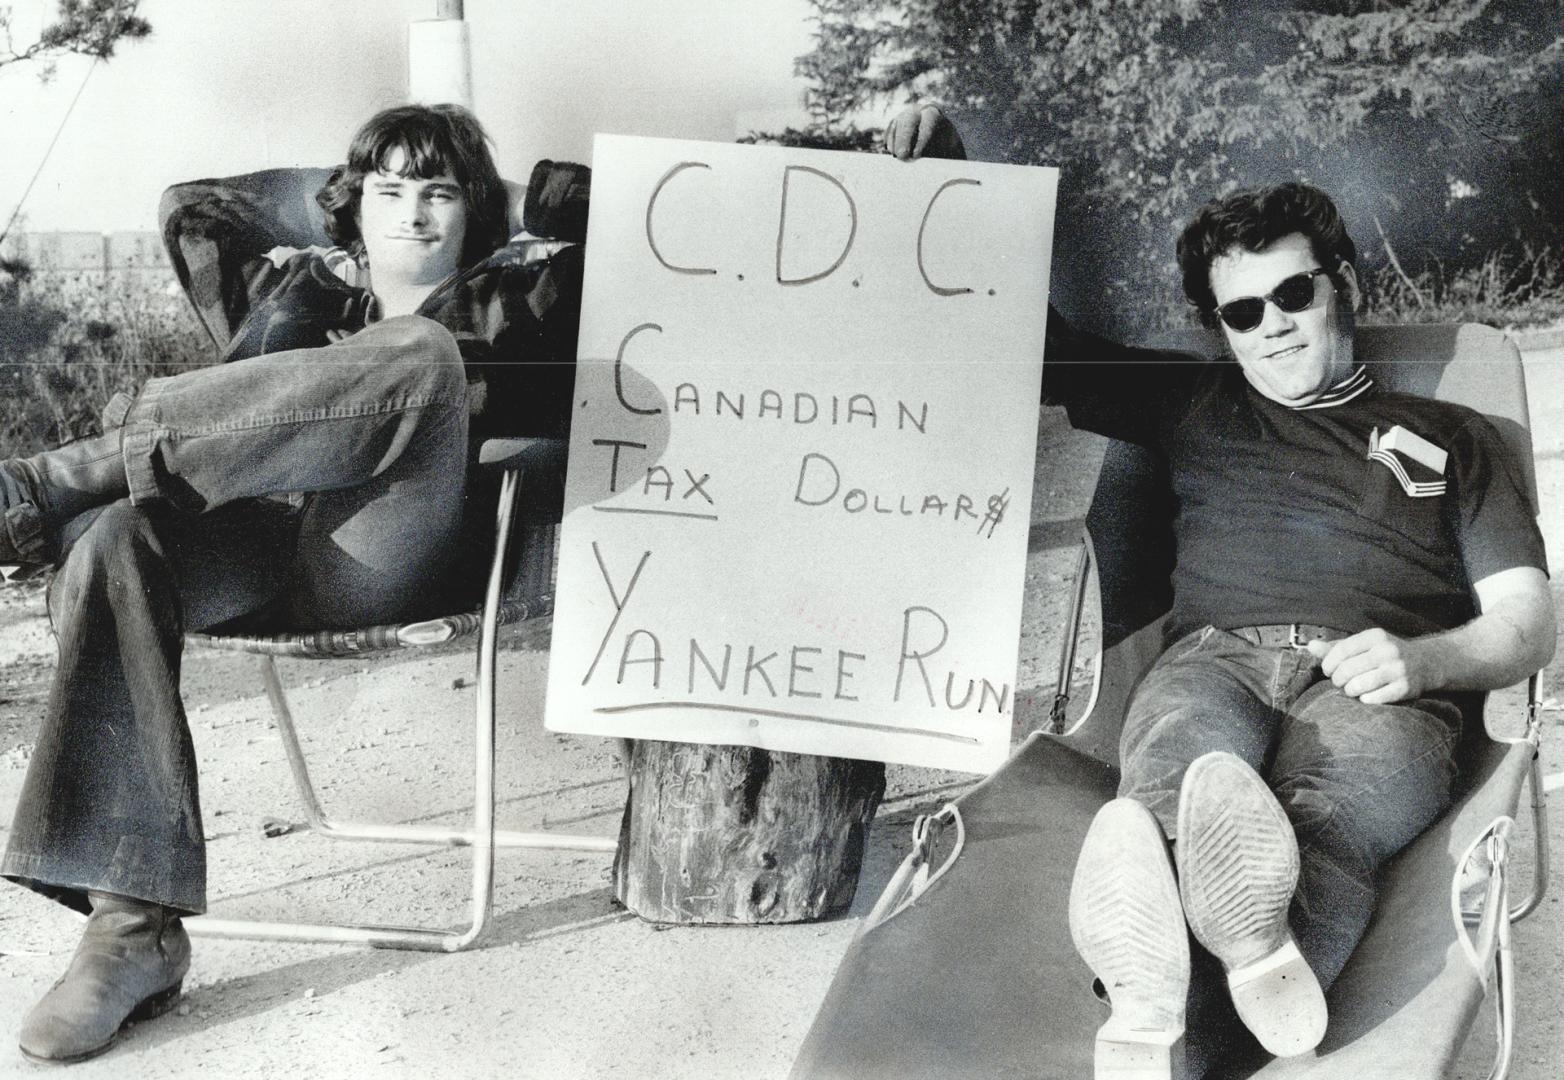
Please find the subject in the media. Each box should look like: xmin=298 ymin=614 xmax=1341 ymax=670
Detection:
xmin=1356 ymin=457 xmax=1449 ymax=550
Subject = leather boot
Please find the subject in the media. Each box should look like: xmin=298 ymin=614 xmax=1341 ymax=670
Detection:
xmin=18 ymin=892 xmax=191 ymax=1064
xmin=0 ymin=429 xmax=128 ymax=567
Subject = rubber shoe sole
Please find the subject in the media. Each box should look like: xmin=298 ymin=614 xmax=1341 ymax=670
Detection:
xmin=1176 ymin=752 xmax=1327 ymax=1058
xmin=19 ymin=980 xmax=183 ymax=1066
xmin=1070 ymin=798 xmax=1191 ymax=1080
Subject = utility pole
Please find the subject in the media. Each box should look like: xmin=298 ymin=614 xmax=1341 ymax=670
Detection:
xmin=408 ymin=0 xmax=472 ymax=110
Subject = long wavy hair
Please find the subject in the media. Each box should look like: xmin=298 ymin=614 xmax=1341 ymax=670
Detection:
xmin=317 ymin=104 xmax=508 ymax=269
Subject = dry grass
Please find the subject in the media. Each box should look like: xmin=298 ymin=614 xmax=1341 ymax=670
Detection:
xmin=0 ymin=265 xmax=212 ymax=455
xmin=2 ymin=243 xmax=1561 ymax=459
xmin=1362 ymin=246 xmax=1564 ymax=329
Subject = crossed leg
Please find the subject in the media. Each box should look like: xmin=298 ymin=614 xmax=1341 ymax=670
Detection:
xmin=1078 ymin=626 xmax=1462 ymax=1077
xmin=2 ymin=316 xmax=474 ymax=1063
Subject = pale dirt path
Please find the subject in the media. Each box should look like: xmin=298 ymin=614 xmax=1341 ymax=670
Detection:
xmin=0 ymin=343 xmax=1557 ymax=1079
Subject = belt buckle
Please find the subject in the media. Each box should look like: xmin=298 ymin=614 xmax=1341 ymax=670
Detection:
xmin=1287 ymin=624 xmax=1308 ymax=649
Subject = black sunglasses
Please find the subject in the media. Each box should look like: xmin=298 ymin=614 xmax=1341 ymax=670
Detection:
xmin=1213 ymin=268 xmax=1331 ymax=333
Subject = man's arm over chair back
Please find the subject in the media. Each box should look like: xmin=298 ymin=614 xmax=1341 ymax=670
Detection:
xmin=160 ymin=167 xmax=335 ymax=350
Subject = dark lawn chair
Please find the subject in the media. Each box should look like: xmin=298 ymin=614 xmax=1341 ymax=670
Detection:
xmin=790 ymin=323 xmax=1547 ymax=1079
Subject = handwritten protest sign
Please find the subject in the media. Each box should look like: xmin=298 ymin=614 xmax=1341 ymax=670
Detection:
xmin=543 ymin=135 xmax=1056 ymax=773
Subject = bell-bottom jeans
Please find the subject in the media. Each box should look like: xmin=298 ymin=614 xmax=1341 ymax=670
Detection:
xmin=2 ymin=316 xmax=469 ymax=915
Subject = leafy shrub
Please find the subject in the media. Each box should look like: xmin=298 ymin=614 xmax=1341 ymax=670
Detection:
xmin=781 ymin=1 xmax=1564 ymax=339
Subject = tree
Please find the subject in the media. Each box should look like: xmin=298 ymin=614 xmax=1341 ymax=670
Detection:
xmin=784 ymin=1 xmax=1564 ymax=334
xmin=0 ymin=0 xmax=150 ymax=79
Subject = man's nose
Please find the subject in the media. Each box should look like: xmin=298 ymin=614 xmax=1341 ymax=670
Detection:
xmin=1259 ymin=300 xmax=1297 ymax=336
xmin=404 ymin=198 xmax=431 ymax=227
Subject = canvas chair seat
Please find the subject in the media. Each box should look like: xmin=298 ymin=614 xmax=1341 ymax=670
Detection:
xmin=189 ymin=597 xmax=550 ymax=657
xmin=790 ymin=322 xmax=1547 ymax=1079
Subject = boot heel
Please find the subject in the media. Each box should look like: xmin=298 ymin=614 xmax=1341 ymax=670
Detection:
xmin=1226 ymin=941 xmax=1327 ymax=1057
xmin=127 ymin=981 xmax=184 ymax=1024
xmin=1093 ymin=1020 xmax=1188 ymax=1080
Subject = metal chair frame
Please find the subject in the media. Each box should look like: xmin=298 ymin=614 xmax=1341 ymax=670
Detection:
xmin=1455 ymin=676 xmax=1547 ymax=1080
xmin=183 ymin=449 xmax=615 ymax=952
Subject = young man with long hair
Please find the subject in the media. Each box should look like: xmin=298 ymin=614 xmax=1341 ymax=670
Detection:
xmin=1 ymin=103 xmax=587 ymax=1064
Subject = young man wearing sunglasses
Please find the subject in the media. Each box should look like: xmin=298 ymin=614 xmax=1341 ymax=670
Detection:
xmin=886 ymin=107 xmax=1553 ymax=1077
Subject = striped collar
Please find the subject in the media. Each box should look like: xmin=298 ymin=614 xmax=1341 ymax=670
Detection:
xmin=1291 ymin=365 xmax=1373 ymax=410
xmin=323 ymin=246 xmax=368 ymax=290
xmin=321 ymin=247 xmax=383 ymax=322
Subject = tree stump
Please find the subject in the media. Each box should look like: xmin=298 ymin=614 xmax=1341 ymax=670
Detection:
xmin=612 ymin=740 xmax=886 ymax=924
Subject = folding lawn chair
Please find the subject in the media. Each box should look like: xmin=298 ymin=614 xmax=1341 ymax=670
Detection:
xmin=789 ymin=323 xmax=1548 ymax=1079
xmin=157 ymin=166 xmax=614 ymax=953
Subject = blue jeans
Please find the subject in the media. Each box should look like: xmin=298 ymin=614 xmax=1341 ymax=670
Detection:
xmin=1118 ymin=626 xmax=1464 ymax=991
xmin=2 ymin=316 xmax=470 ymax=914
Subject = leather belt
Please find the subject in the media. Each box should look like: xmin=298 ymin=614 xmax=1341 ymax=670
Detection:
xmin=1225 ymin=624 xmax=1346 ymax=649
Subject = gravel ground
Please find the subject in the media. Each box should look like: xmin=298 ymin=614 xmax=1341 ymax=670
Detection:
xmin=0 ymin=338 xmax=1560 ymax=1079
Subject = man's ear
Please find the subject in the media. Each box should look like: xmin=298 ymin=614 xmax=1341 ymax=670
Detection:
xmin=1336 ymin=261 xmax=1361 ymax=312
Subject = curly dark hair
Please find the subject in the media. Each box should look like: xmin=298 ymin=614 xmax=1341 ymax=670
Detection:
xmin=1176 ymin=182 xmax=1357 ymax=327
xmin=316 ymin=104 xmax=508 ymax=268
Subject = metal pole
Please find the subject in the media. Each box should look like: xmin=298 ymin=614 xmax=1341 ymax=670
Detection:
xmin=409 ymin=2 xmax=473 ymax=109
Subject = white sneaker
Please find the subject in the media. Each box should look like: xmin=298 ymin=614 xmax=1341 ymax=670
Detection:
xmin=1070 ymin=798 xmax=1191 ymax=1079
xmin=1176 ymin=752 xmax=1327 ymax=1058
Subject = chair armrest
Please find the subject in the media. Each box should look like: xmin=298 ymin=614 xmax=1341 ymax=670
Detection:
xmin=478 ymin=437 xmax=568 ymax=472
xmin=504 ymin=179 xmax=527 ymax=238
xmin=479 ymin=438 xmax=568 ymax=532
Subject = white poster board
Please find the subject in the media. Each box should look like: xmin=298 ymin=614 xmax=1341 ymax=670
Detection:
xmin=543 ymin=134 xmax=1056 ymax=774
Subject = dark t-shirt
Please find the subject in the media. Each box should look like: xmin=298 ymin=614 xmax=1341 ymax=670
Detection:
xmin=1044 ymin=318 xmax=1547 ymax=641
